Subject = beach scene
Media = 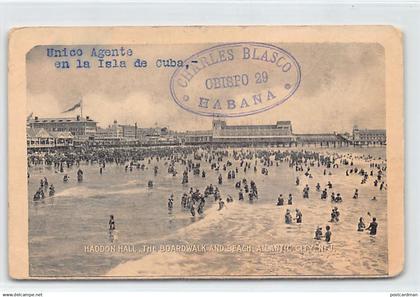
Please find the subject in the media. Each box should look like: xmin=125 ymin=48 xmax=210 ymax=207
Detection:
xmin=25 ymin=40 xmax=388 ymax=278
xmin=27 ymin=146 xmax=387 ymax=277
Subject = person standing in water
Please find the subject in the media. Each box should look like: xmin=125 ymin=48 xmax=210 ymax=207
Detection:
xmin=285 ymin=209 xmax=292 ymax=224
xmin=190 ymin=203 xmax=196 ymax=217
xmin=353 ymin=189 xmax=359 ymax=199
xmin=239 ymin=189 xmax=244 ymax=201
xmin=366 ymin=217 xmax=378 ymax=235
xmin=295 ymin=209 xmax=302 ymax=223
xmin=218 ymin=199 xmax=225 ymax=211
xmin=48 ymin=184 xmax=55 ymax=196
xmin=109 ymin=215 xmax=116 ymax=231
xmin=288 ymin=194 xmax=293 ymax=205
xmin=325 ymin=225 xmax=332 ymax=242
xmin=168 ymin=193 xmax=174 ymax=209
xmin=330 ymin=207 xmax=340 ymax=222
xmin=277 ymin=194 xmax=284 ymax=206
xmin=357 ymin=217 xmax=366 ymax=231
xmin=314 ymin=226 xmax=322 ymax=240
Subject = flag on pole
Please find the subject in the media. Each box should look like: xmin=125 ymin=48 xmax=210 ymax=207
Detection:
xmin=62 ymin=100 xmax=82 ymax=113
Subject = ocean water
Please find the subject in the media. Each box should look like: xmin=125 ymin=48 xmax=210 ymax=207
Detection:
xmin=28 ymin=146 xmax=387 ymax=277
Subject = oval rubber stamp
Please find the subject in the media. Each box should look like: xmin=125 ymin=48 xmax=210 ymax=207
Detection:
xmin=170 ymin=42 xmax=301 ymax=117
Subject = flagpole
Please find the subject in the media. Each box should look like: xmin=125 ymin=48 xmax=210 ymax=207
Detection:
xmin=80 ymin=98 xmax=83 ymax=118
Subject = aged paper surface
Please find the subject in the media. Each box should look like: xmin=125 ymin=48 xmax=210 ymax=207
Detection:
xmin=8 ymin=26 xmax=404 ymax=279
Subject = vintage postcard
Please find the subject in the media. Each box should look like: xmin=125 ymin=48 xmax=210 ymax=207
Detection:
xmin=8 ymin=26 xmax=404 ymax=279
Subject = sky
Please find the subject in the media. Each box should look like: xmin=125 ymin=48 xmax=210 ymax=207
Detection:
xmin=26 ymin=42 xmax=385 ymax=133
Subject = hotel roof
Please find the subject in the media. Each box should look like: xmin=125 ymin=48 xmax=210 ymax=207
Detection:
xmin=26 ymin=128 xmax=52 ymax=138
xmin=218 ymin=120 xmax=291 ymax=129
xmin=27 ymin=128 xmax=74 ymax=139
xmin=28 ymin=116 xmax=96 ymax=123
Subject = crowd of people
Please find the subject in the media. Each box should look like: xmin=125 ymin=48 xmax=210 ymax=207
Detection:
xmin=28 ymin=145 xmax=387 ymax=242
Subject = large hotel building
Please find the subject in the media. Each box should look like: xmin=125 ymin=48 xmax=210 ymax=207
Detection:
xmin=27 ymin=115 xmax=97 ymax=138
xmin=26 ymin=115 xmax=386 ymax=149
xmin=183 ymin=120 xmax=295 ymax=145
xmin=352 ymin=126 xmax=387 ymax=145
xmin=183 ymin=120 xmax=386 ymax=146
